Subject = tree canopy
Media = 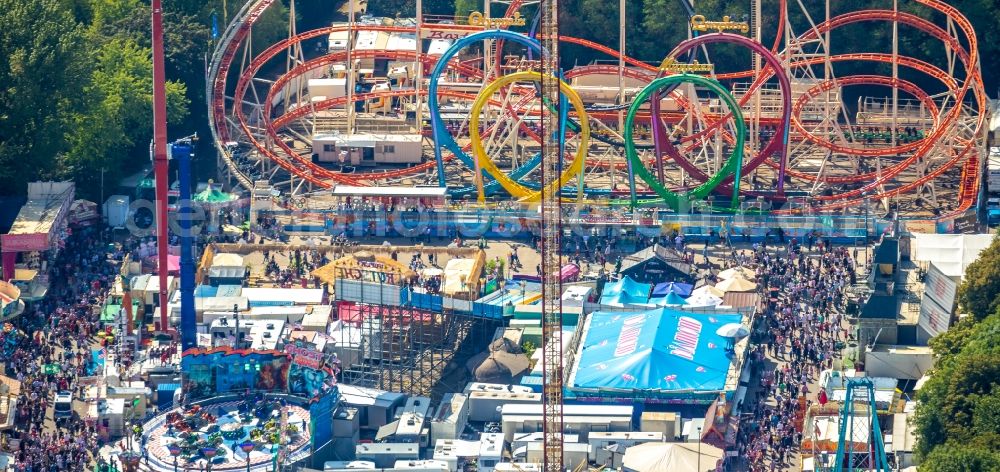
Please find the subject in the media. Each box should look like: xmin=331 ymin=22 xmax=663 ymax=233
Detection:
xmin=0 ymin=0 xmax=87 ymax=193
xmin=914 ymin=238 xmax=1000 ymax=468
xmin=0 ymin=0 xmax=292 ymax=200
xmin=0 ymin=0 xmax=194 ymax=198
xmin=920 ymin=443 xmax=1000 ymax=472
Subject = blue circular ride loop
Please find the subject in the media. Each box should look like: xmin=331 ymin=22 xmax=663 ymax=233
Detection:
xmin=430 ymin=30 xmax=564 ymax=196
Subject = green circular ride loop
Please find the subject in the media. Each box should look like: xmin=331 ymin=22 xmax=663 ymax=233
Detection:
xmin=625 ymin=74 xmax=746 ymax=211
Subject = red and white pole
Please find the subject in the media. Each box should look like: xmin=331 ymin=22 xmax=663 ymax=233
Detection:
xmin=151 ymin=0 xmax=170 ymax=333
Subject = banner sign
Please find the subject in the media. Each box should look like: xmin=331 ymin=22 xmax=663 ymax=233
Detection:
xmin=953 ymin=211 xmax=979 ymax=234
xmin=924 ymin=262 xmax=957 ymax=310
xmin=284 ymin=344 xmax=325 ymax=369
xmin=420 ymin=27 xmax=475 ymax=40
xmin=1 ymin=233 xmax=51 ymax=253
xmin=918 ymin=296 xmax=952 ymax=338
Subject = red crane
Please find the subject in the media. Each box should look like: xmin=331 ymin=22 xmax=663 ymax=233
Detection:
xmin=151 ymin=0 xmax=170 ymax=333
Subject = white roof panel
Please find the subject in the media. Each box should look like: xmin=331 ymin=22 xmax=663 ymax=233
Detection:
xmin=331 ymin=186 xmax=448 ymax=197
xmin=386 ymin=33 xmax=417 ymax=51
xmin=427 ymin=39 xmax=453 ymax=55
xmin=241 ymin=288 xmax=324 ymax=304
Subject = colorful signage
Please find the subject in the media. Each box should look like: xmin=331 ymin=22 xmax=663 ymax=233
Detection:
xmin=918 ymin=297 xmax=951 ymax=338
xmin=283 ymin=343 xmax=340 ymax=398
xmin=669 ymin=316 xmax=702 ymax=361
xmin=1 ymin=233 xmax=52 ymax=253
xmin=337 ymin=266 xmax=399 ymax=284
xmin=690 ymin=15 xmax=750 ymax=34
xmin=468 ymin=11 xmax=526 ymax=28
xmin=287 ymin=363 xmax=334 ymax=398
xmin=613 ymin=315 xmax=647 ymax=357
xmin=918 ymin=262 xmax=957 ymax=338
xmin=327 ymin=254 xmax=416 ymax=285
xmin=421 ymin=29 xmax=474 ymax=40
xmin=658 ymin=58 xmax=714 ymax=74
xmin=181 ymin=347 xmax=291 ymax=399
xmin=284 ymin=344 xmax=326 ymax=369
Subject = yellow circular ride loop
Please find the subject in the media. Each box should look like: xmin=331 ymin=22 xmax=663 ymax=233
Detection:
xmin=469 ymin=71 xmax=590 ymax=203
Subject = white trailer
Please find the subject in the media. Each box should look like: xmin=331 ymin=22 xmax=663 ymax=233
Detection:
xmin=309 ymin=78 xmax=347 ymax=103
xmin=467 ymin=391 xmax=541 ymax=422
xmin=103 ymin=195 xmax=130 ymax=229
xmin=430 ymin=393 xmax=469 ymax=445
xmin=313 ymin=133 xmax=423 ymax=165
xmin=987 ymin=147 xmax=1000 ymax=192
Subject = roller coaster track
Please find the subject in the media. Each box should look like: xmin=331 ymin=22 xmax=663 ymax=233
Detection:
xmin=774 ymin=1 xmax=986 ymax=213
xmin=208 ymin=0 xmax=985 ymax=216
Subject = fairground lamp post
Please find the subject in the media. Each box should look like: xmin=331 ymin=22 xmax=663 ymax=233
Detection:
xmin=233 ymin=303 xmax=241 ymax=349
xmin=696 ymin=426 xmax=703 ymax=472
xmin=240 ymin=440 xmax=256 ymax=472
xmin=202 ymin=446 xmax=218 ymax=472
xmin=168 ymin=443 xmax=182 ymax=472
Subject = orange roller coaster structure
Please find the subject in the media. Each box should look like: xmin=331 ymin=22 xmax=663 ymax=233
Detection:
xmin=208 ymin=0 xmax=986 ymax=218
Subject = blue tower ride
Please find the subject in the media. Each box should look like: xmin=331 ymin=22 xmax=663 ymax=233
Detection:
xmin=170 ymin=136 xmax=198 ymax=351
xmin=830 ymin=377 xmax=891 ymax=472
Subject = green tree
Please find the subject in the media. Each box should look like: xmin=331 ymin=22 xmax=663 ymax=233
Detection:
xmin=927 ymin=316 xmax=978 ymax=362
xmin=913 ymin=309 xmax=1000 ymax=459
xmin=972 ymin=393 xmax=1000 ymax=437
xmin=453 ymin=0 xmax=477 ymax=18
xmin=89 ymin=0 xmax=140 ymax=30
xmin=250 ymin=3 xmax=290 ymax=55
xmin=920 ymin=443 xmax=1000 ymax=472
xmin=0 ymin=0 xmax=87 ymax=194
xmin=100 ymin=6 xmax=210 ymax=87
xmin=364 ymin=0 xmax=457 ymax=18
xmin=638 ymin=0 xmax=688 ymax=61
xmin=956 ymin=236 xmax=1000 ymax=320
xmin=64 ymin=38 xmax=189 ymax=197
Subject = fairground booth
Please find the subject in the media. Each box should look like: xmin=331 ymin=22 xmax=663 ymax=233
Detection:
xmin=1 ymin=182 xmax=74 ymax=281
xmin=139 ymin=346 xmax=345 ymax=471
xmin=567 ymin=307 xmax=750 ymax=406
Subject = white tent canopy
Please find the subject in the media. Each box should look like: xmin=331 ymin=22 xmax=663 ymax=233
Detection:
xmin=911 ymin=234 xmax=992 ymax=278
xmin=623 ymin=442 xmax=722 ymax=472
xmin=715 ymin=276 xmax=757 ymax=293
xmin=443 ymin=258 xmax=476 ymax=295
xmin=211 ymin=252 xmax=244 ymax=268
xmin=691 ymin=285 xmax=725 ymax=298
xmin=685 ymin=292 xmax=723 ymax=308
xmin=718 ymin=267 xmax=755 ymax=281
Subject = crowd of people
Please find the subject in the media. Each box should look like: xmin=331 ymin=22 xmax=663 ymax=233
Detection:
xmin=3 ymin=226 xmax=124 ymax=471
xmin=731 ymin=240 xmax=860 ymax=471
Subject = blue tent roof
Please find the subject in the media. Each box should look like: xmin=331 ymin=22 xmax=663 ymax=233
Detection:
xmin=600 ymin=276 xmax=652 ymax=306
xmin=572 ymin=308 xmax=742 ymax=392
xmin=660 ymin=292 xmax=688 ymax=306
xmin=651 ymin=282 xmax=693 ymax=298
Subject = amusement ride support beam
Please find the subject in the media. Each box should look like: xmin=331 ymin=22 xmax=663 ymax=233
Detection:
xmin=616 ymin=0 xmax=624 ymax=193
xmin=539 ymin=0 xmax=564 ymax=471
xmin=151 ymin=0 xmax=170 ymax=334
xmin=415 ymin=0 xmax=423 ymax=145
